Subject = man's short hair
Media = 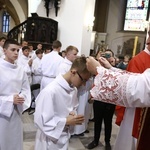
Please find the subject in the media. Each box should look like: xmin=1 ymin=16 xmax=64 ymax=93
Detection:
xmin=0 ymin=37 xmax=6 ymax=41
xmin=28 ymin=44 xmax=33 ymax=47
xmin=3 ymin=39 xmax=19 ymax=49
xmin=52 ymin=40 xmax=62 ymax=49
xmin=22 ymin=46 xmax=30 ymax=51
xmin=71 ymin=56 xmax=89 ymax=74
xmin=36 ymin=49 xmax=43 ymax=55
xmin=66 ymin=46 xmax=78 ymax=54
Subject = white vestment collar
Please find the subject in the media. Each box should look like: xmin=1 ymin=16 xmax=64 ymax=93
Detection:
xmin=144 ymin=48 xmax=150 ymax=55
xmin=55 ymin=74 xmax=75 ymax=92
xmin=0 ymin=58 xmax=17 ymax=69
xmin=64 ymin=57 xmax=72 ymax=65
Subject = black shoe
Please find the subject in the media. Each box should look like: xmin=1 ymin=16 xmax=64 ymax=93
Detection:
xmin=28 ymin=108 xmax=35 ymax=115
xmin=74 ymin=133 xmax=84 ymax=136
xmin=105 ymin=142 xmax=111 ymax=150
xmin=87 ymin=141 xmax=98 ymax=149
xmin=84 ymin=130 xmax=89 ymax=133
xmin=89 ymin=118 xmax=95 ymax=122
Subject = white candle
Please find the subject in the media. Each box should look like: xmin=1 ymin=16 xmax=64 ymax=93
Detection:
xmin=132 ymin=36 xmax=138 ymax=57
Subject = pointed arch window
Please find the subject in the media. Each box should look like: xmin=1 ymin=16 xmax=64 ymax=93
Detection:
xmin=2 ymin=11 xmax=10 ymax=33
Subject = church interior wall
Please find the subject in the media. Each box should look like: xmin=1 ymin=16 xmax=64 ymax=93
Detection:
xmin=0 ymin=11 xmax=3 ymax=32
xmin=0 ymin=0 xmax=150 ymax=56
xmin=9 ymin=0 xmax=26 ymax=23
xmin=28 ymin=0 xmax=94 ymax=56
xmin=105 ymin=0 xmax=146 ymax=55
xmin=9 ymin=16 xmax=15 ymax=31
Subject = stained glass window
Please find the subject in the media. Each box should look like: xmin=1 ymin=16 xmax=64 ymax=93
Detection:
xmin=124 ymin=0 xmax=149 ymax=31
xmin=2 ymin=11 xmax=10 ymax=33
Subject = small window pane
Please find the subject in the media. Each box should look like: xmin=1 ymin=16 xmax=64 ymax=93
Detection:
xmin=2 ymin=12 xmax=10 ymax=33
xmin=124 ymin=0 xmax=149 ymax=31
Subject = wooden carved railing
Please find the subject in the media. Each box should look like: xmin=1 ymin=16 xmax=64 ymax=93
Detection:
xmin=7 ymin=20 xmax=27 ymax=44
xmin=8 ymin=16 xmax=58 ymax=49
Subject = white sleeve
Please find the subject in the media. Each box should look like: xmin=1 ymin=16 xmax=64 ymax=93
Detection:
xmin=0 ymin=95 xmax=14 ymax=117
xmin=126 ymin=69 xmax=150 ymax=107
xmin=91 ymin=66 xmax=130 ymax=106
xmin=91 ymin=66 xmax=150 ymax=107
xmin=32 ymin=61 xmax=42 ymax=76
xmin=34 ymin=91 xmax=66 ymax=141
xmin=56 ymin=64 xmax=67 ymax=76
xmin=17 ymin=72 xmax=31 ymax=113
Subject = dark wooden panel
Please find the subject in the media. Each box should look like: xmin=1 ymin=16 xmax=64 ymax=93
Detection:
xmin=93 ymin=0 xmax=110 ymax=32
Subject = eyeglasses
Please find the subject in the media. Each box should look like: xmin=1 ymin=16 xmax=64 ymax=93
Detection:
xmin=76 ymin=71 xmax=87 ymax=83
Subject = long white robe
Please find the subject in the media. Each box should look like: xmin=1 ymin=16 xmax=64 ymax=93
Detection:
xmin=32 ymin=57 xmax=42 ymax=84
xmin=17 ymin=55 xmax=32 ymax=84
xmin=57 ymin=57 xmax=72 ymax=75
xmin=39 ymin=51 xmax=64 ymax=90
xmin=114 ymin=49 xmax=150 ymax=150
xmin=91 ymin=66 xmax=150 ymax=150
xmin=29 ymin=50 xmax=36 ymax=60
xmin=32 ymin=57 xmax=42 ymax=98
xmin=0 ymin=46 xmax=4 ymax=58
xmin=0 ymin=58 xmax=31 ymax=150
xmin=74 ymin=78 xmax=93 ymax=134
xmin=34 ymin=75 xmax=78 ymax=150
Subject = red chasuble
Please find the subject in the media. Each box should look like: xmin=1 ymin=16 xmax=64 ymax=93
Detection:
xmin=115 ymin=50 xmax=150 ymax=138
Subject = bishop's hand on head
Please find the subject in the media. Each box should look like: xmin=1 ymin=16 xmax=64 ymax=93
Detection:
xmin=98 ymin=57 xmax=112 ymax=69
xmin=86 ymin=56 xmax=101 ymax=75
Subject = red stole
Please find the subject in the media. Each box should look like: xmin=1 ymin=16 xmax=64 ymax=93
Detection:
xmin=137 ymin=108 xmax=150 ymax=150
xmin=115 ymin=51 xmax=150 ymax=138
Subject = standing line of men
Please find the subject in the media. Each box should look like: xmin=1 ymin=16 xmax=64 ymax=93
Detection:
xmin=39 ymin=40 xmax=64 ymax=90
xmin=0 ymin=38 xmax=119 ymax=150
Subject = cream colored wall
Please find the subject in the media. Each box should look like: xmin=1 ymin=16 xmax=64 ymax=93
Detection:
xmin=10 ymin=0 xmax=26 ymax=23
xmin=81 ymin=0 xmax=96 ymax=56
xmin=9 ymin=0 xmax=149 ymax=56
xmin=105 ymin=0 xmax=146 ymax=55
xmin=28 ymin=0 xmax=95 ymax=56
xmin=0 ymin=10 xmax=15 ymax=33
xmin=0 ymin=11 xmax=3 ymax=32
xmin=28 ymin=0 xmax=41 ymax=17
xmin=9 ymin=17 xmax=15 ymax=30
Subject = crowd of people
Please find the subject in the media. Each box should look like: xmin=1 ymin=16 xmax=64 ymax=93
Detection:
xmin=0 ymin=31 xmax=150 ymax=150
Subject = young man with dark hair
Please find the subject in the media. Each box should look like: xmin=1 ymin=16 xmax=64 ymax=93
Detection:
xmin=0 ymin=39 xmax=31 ymax=150
xmin=34 ymin=57 xmax=91 ymax=150
xmin=39 ymin=40 xmax=64 ymax=90
xmin=17 ymin=46 xmax=33 ymax=84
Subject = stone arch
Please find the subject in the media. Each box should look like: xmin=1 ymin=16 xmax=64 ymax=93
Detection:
xmin=0 ymin=0 xmax=28 ymax=25
xmin=0 ymin=0 xmax=20 ymax=25
xmin=9 ymin=0 xmax=26 ymax=23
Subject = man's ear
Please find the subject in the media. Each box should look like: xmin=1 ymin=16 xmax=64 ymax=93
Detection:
xmin=70 ymin=69 xmax=77 ymax=75
xmin=3 ymin=48 xmax=6 ymax=54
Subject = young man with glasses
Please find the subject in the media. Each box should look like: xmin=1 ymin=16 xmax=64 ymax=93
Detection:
xmin=34 ymin=57 xmax=91 ymax=150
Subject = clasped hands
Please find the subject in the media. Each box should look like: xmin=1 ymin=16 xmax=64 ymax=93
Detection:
xmin=66 ymin=112 xmax=84 ymax=126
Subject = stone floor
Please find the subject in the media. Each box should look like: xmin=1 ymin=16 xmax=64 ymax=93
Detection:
xmin=23 ymin=112 xmax=120 ymax=150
